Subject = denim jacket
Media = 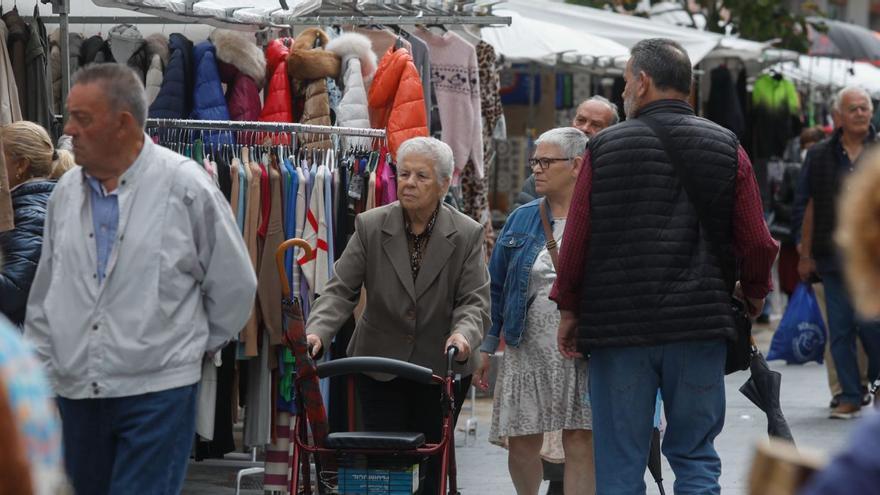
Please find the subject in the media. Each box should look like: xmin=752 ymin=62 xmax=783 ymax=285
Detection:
xmin=482 ymin=198 xmax=555 ymax=353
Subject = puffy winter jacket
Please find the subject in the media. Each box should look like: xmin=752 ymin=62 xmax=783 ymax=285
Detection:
xmin=149 ymin=33 xmax=194 ymax=120
xmin=144 ymin=34 xmax=169 ymax=106
xmin=288 ymin=28 xmax=340 ymax=150
xmin=368 ymin=47 xmax=428 ymax=158
xmin=327 ymin=32 xmax=376 ymax=148
xmin=79 ymin=34 xmax=113 ymax=65
xmin=191 ymin=41 xmax=233 ymax=149
xmin=211 ymin=29 xmax=265 ymax=122
xmin=0 ymin=180 xmax=54 ymax=327
xmin=259 ymin=38 xmax=294 ymax=145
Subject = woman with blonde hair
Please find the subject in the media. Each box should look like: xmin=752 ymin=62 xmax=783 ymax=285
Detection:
xmin=0 ymin=121 xmax=74 ymax=326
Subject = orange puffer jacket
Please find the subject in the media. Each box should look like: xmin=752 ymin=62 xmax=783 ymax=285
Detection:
xmin=368 ymin=47 xmax=427 ymax=158
xmin=259 ymin=38 xmax=294 ymax=144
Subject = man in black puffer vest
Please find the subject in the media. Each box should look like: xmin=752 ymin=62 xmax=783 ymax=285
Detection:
xmin=791 ymin=87 xmax=880 ymax=420
xmin=550 ymin=39 xmax=778 ymax=494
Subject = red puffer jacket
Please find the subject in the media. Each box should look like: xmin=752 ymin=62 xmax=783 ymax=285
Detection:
xmin=260 ymin=38 xmax=294 ymax=144
xmin=368 ymin=47 xmax=427 ymax=158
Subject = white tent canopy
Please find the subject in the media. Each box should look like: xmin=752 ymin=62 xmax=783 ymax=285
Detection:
xmin=89 ymin=0 xmax=320 ymax=29
xmin=495 ymin=0 xmax=775 ymax=65
xmin=776 ymin=55 xmax=880 ymax=98
xmin=481 ymin=9 xmax=629 ymax=69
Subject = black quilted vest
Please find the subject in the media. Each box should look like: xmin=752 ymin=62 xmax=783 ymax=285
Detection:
xmin=807 ymin=128 xmax=878 ymax=261
xmin=577 ymin=100 xmax=739 ymax=350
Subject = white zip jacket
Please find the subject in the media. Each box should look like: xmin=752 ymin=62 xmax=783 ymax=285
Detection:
xmin=24 ymin=136 xmax=257 ymax=399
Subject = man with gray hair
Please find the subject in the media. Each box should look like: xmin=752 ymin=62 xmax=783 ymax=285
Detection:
xmin=24 ymin=63 xmax=257 ymax=494
xmin=552 ymin=38 xmax=777 ymax=492
xmin=792 ymin=85 xmax=880 ymax=419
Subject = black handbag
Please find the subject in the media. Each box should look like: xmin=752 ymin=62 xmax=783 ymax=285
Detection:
xmin=640 ymin=116 xmax=754 ymax=375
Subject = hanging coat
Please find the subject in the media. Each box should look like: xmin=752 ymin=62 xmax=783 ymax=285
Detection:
xmin=287 ymin=28 xmax=340 ymax=150
xmin=191 ymin=41 xmax=233 ymax=149
xmin=0 ymin=20 xmax=22 ymax=124
xmin=259 ymin=38 xmax=294 ymax=144
xmin=2 ymin=8 xmax=27 ymax=117
xmin=211 ymin=29 xmax=265 ymax=122
xmin=49 ymin=29 xmax=83 ymax=114
xmin=143 ymin=34 xmax=169 ymax=106
xmin=326 ymin=32 xmax=377 ymax=149
xmin=25 ymin=11 xmax=53 ymax=131
xmin=149 ymin=33 xmax=194 ymax=120
xmin=79 ymin=35 xmax=114 ymax=65
xmin=368 ymin=47 xmax=428 ymax=158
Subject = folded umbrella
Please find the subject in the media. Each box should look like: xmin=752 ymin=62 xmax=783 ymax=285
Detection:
xmin=739 ymin=350 xmax=795 ymax=444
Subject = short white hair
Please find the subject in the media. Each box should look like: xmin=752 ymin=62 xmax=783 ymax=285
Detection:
xmin=535 ymin=127 xmax=589 ymax=159
xmin=397 ymin=137 xmax=454 ymax=183
xmin=834 ymin=86 xmax=873 ymax=113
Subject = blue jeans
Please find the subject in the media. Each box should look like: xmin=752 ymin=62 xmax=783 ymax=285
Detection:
xmin=57 ymin=383 xmax=198 ymax=495
xmin=589 ymin=339 xmax=726 ymax=495
xmin=822 ymin=272 xmax=880 ymax=405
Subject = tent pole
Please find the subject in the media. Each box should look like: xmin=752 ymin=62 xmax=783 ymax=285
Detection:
xmin=51 ymin=0 xmax=70 ymax=124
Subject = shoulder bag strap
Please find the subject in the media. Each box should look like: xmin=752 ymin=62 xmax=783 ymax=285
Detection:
xmin=639 ymin=115 xmax=736 ymax=288
xmin=539 ymin=198 xmax=559 ymax=271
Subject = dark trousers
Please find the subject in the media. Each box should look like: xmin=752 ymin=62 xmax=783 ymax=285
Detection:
xmin=356 ymin=374 xmax=471 ymax=495
xmin=57 ymin=383 xmax=198 ymax=495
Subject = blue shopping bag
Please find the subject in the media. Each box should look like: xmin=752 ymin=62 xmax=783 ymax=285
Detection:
xmin=767 ymin=283 xmax=827 ymax=364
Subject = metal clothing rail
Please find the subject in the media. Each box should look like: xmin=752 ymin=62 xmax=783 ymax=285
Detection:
xmin=146 ymin=118 xmax=387 ymax=138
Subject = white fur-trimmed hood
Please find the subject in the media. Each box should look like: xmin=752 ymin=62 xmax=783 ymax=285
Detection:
xmin=145 ymin=33 xmax=169 ymax=67
xmin=326 ymin=32 xmax=377 ymax=83
xmin=210 ymin=29 xmax=267 ymax=88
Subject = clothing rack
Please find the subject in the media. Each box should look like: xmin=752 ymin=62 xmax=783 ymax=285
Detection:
xmin=146 ymin=118 xmax=387 ymax=138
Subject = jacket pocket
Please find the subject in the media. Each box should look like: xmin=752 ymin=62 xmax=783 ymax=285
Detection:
xmin=499 ymin=232 xmax=529 ymax=249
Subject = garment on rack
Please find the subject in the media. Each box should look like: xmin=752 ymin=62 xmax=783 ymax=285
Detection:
xmin=368 ymin=46 xmax=427 ymax=158
xmin=3 ymin=8 xmax=27 ymax=117
xmin=351 ymin=26 xmax=412 ymax=66
xmin=750 ymin=73 xmax=801 ymax=160
xmin=49 ymin=29 xmax=82 ymax=115
xmin=242 ymin=149 xmax=262 ymax=357
xmin=259 ymin=38 xmax=294 ymax=145
xmin=288 ymin=28 xmax=340 ymax=150
xmin=327 ymin=32 xmax=377 ymax=149
xmin=257 ymin=154 xmax=286 ymax=346
xmin=191 ymin=41 xmax=233 ymax=150
xmin=144 ymin=34 xmax=169 ymax=106
xmin=194 ymin=341 xmax=237 ymax=460
xmin=79 ymin=34 xmax=113 ymax=65
xmin=149 ymin=33 xmax=194 ymax=119
xmin=706 ymin=65 xmax=745 ymax=140
xmin=25 ymin=9 xmax=53 ymax=132
xmin=0 ymin=19 xmax=21 ymax=125
xmin=211 ymin=29 xmax=266 ymax=123
xmin=300 ymin=161 xmax=330 ymax=297
xmin=414 ymin=28 xmax=484 ymax=179
xmin=108 ymin=24 xmax=150 ymax=82
xmin=399 ymin=29 xmax=432 ymax=130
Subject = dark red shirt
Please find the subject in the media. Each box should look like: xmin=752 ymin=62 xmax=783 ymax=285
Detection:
xmin=550 ymin=146 xmax=780 ymax=311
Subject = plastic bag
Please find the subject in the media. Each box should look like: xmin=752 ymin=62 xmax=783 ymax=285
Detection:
xmin=767 ymin=283 xmax=827 ymax=364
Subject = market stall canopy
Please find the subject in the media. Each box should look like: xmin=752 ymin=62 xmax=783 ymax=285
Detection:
xmin=481 ymin=9 xmax=629 ymax=69
xmin=775 ymin=55 xmax=880 ymax=98
xmin=497 ymin=0 xmax=721 ymax=65
xmin=90 ymin=0 xmax=321 ymax=28
xmin=808 ymin=17 xmax=880 ymax=65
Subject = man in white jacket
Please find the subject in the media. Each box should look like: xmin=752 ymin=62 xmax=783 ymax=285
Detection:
xmin=24 ymin=63 xmax=257 ymax=495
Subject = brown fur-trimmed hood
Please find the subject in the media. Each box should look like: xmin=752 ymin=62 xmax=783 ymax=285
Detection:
xmin=287 ymin=28 xmax=340 ymax=81
xmin=145 ymin=33 xmax=169 ymax=67
xmin=210 ymin=29 xmax=267 ymax=88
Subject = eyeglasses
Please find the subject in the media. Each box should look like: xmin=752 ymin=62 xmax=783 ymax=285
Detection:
xmin=528 ymin=157 xmax=574 ymax=170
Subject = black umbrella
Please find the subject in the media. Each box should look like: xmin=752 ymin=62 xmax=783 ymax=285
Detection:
xmin=648 ymin=427 xmax=666 ymax=495
xmin=808 ymin=17 xmax=880 ymax=64
xmin=739 ymin=350 xmax=795 ymax=444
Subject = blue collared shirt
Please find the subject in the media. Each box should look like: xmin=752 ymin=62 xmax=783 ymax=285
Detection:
xmin=85 ymin=175 xmax=119 ymax=283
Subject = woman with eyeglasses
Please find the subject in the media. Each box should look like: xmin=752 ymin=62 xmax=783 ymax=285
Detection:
xmin=475 ymin=127 xmax=594 ymax=495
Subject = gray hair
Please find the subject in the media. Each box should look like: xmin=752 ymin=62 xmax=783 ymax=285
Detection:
xmin=535 ymin=127 xmax=589 ymax=159
xmin=397 ymin=137 xmax=454 ymax=183
xmin=834 ymin=86 xmax=873 ymax=113
xmin=630 ymin=38 xmax=692 ymax=95
xmin=72 ymin=64 xmax=148 ymax=129
xmin=584 ymin=95 xmax=620 ymax=126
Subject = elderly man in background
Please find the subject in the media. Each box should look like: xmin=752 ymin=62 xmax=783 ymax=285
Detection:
xmin=24 ymin=64 xmax=257 ymax=495
xmin=792 ymin=86 xmax=880 ymax=419
xmin=514 ymin=96 xmax=619 ymax=210
xmin=553 ymin=38 xmax=777 ymax=493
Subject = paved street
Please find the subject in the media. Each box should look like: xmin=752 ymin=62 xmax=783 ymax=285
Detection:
xmin=183 ymin=324 xmax=870 ymax=494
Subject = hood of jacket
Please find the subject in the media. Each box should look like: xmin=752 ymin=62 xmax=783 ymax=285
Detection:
xmin=287 ymin=28 xmax=340 ymax=81
xmin=210 ymin=29 xmax=266 ymax=89
xmin=145 ymin=33 xmax=169 ymax=67
xmin=80 ymin=35 xmax=114 ymax=64
xmin=326 ymin=32 xmax=377 ymax=84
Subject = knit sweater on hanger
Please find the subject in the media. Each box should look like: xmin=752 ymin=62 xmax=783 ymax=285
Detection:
xmin=413 ymin=28 xmax=483 ymax=180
